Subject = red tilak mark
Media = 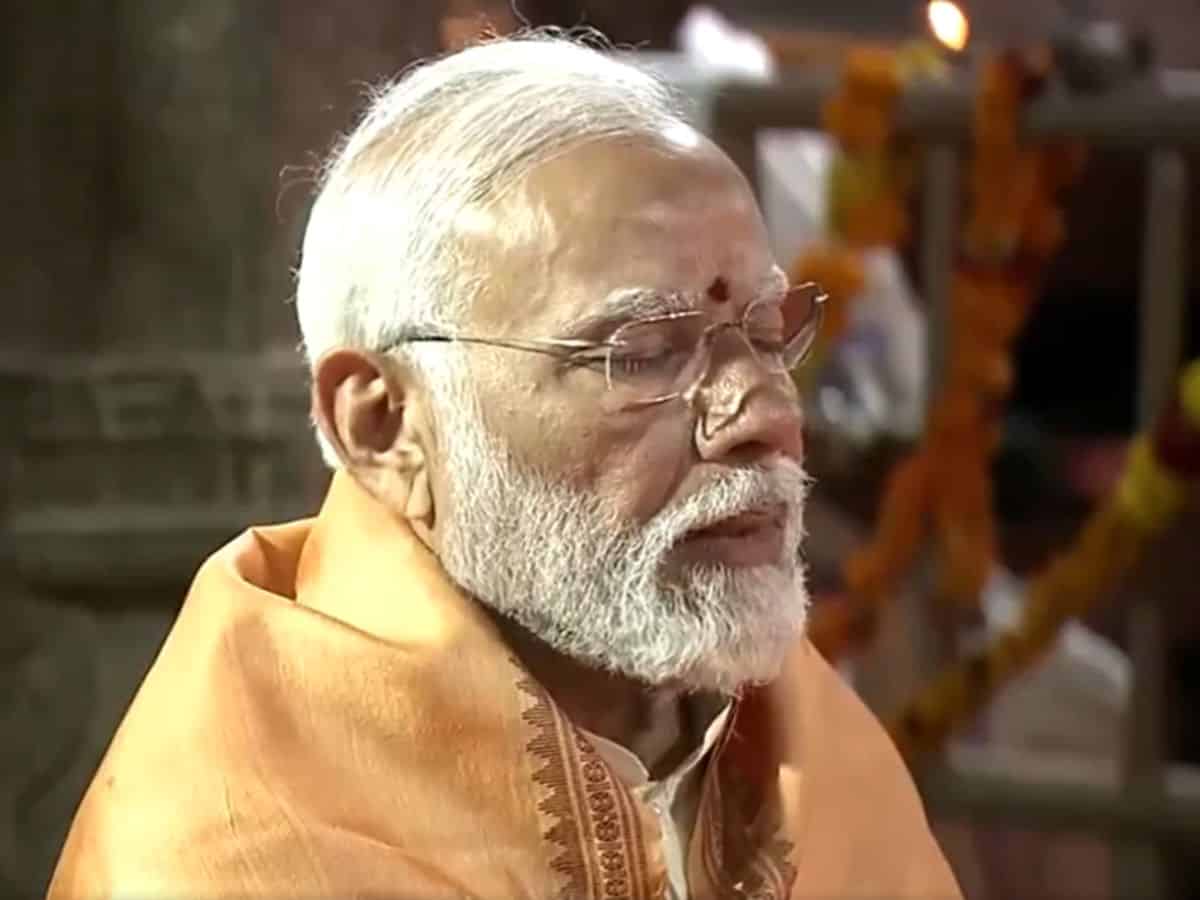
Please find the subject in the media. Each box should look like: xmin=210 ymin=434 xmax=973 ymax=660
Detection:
xmin=707 ymin=276 xmax=730 ymax=303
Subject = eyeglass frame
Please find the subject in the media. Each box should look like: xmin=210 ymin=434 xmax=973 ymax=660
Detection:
xmin=376 ymin=282 xmax=827 ymax=410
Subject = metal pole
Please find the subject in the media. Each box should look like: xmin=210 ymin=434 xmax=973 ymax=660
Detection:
xmin=1117 ymin=148 xmax=1190 ymax=900
xmin=1135 ymin=151 xmax=1190 ymax=425
xmin=914 ymin=143 xmax=962 ymax=667
xmin=919 ymin=144 xmax=960 ymax=398
xmin=712 ymin=71 xmax=1200 ymax=148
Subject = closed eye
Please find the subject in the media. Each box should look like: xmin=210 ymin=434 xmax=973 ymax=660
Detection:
xmin=608 ymin=348 xmax=686 ymax=376
xmin=565 ymin=347 xmax=610 ymax=369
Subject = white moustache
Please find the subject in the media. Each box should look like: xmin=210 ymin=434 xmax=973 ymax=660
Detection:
xmin=650 ymin=462 xmax=811 ymax=550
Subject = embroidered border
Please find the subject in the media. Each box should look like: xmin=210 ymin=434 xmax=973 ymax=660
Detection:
xmin=757 ymin=836 xmax=798 ymax=899
xmin=517 ymin=675 xmax=649 ymax=900
xmin=699 ymin=715 xmax=798 ymax=900
xmin=702 ymin=778 xmax=797 ymax=898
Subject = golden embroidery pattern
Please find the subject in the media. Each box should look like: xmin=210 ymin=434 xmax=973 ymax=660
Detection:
xmin=518 ymin=677 xmax=656 ymax=900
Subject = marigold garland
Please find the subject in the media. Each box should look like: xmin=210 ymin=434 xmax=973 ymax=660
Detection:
xmin=801 ymin=45 xmax=1189 ymax=763
xmin=790 ymin=47 xmax=917 ymax=348
xmin=809 ymin=51 xmax=1088 ymax=659
xmin=889 ymin=361 xmax=1200 ymax=761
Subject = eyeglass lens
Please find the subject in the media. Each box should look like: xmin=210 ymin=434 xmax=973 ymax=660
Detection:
xmin=605 ymin=283 xmax=823 ymax=403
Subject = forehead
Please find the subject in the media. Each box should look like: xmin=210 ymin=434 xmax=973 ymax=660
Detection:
xmin=468 ymin=131 xmax=778 ymax=335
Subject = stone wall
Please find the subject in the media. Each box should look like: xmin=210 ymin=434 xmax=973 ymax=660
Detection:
xmin=1 ymin=2 xmax=438 ymax=893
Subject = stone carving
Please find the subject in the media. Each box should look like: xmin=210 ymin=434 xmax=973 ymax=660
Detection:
xmin=2 ymin=356 xmax=325 ymax=587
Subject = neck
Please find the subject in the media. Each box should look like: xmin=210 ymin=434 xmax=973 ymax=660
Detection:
xmin=493 ymin=614 xmax=714 ymax=779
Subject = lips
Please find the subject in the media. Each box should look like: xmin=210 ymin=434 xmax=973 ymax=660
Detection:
xmin=687 ymin=507 xmax=784 ymax=539
xmin=677 ymin=504 xmax=788 ymax=567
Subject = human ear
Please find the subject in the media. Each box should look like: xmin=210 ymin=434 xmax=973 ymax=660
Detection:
xmin=311 ymin=348 xmax=435 ymax=528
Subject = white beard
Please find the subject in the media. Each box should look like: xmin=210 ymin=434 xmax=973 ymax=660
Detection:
xmin=433 ymin=378 xmax=811 ymax=696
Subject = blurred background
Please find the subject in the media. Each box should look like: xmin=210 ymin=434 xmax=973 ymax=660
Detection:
xmin=3 ymin=1 xmax=1199 ymax=897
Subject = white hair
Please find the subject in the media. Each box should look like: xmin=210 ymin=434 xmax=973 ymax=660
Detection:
xmin=294 ymin=32 xmax=694 ymax=465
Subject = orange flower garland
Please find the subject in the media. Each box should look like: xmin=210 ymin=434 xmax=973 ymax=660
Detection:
xmin=798 ymin=44 xmax=1187 ymax=763
xmin=811 ymin=52 xmax=1088 ymax=658
xmin=791 ymin=244 xmax=864 ymax=345
xmin=890 ymin=361 xmax=1200 ymax=760
xmin=791 ymin=47 xmax=912 ymax=347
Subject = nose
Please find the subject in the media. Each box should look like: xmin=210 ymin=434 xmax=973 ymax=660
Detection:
xmin=690 ymin=342 xmax=805 ymax=465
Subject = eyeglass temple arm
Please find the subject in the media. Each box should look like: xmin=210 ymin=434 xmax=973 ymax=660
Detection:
xmin=380 ymin=333 xmax=607 ymax=359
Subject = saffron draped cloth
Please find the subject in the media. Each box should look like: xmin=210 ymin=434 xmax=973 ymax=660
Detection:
xmin=50 ymin=473 xmax=961 ymax=899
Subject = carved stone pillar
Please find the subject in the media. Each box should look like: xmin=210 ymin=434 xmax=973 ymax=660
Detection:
xmin=2 ymin=2 xmax=441 ymax=892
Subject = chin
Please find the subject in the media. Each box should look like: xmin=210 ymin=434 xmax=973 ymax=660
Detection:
xmin=682 ymin=623 xmax=806 ymax=696
xmin=672 ymin=556 xmax=800 ymax=586
xmin=679 ymin=657 xmax=788 ymax=697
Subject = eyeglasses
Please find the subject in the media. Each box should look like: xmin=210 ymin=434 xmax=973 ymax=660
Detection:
xmin=381 ymin=282 xmax=826 ymax=409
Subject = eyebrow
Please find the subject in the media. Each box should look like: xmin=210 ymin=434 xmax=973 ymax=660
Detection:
xmin=560 ymin=288 xmax=696 ymax=337
xmin=560 ymin=269 xmax=791 ymax=338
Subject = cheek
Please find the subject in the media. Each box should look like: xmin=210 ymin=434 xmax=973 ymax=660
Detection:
xmin=578 ymin=413 xmax=696 ymax=524
xmin=481 ymin=368 xmax=696 ymax=523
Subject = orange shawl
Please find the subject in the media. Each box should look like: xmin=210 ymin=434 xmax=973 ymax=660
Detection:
xmin=50 ymin=473 xmax=961 ymax=899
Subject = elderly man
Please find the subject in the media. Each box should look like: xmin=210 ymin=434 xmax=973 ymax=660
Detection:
xmin=50 ymin=35 xmax=961 ymax=900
